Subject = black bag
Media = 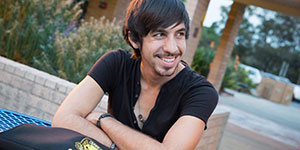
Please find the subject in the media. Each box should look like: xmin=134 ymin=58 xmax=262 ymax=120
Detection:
xmin=0 ymin=124 xmax=110 ymax=150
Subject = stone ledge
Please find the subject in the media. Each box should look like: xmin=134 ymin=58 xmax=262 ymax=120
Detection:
xmin=0 ymin=56 xmax=76 ymax=91
xmin=0 ymin=56 xmax=106 ymax=122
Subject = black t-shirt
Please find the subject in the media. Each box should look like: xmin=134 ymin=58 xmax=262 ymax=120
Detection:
xmin=88 ymin=49 xmax=218 ymax=142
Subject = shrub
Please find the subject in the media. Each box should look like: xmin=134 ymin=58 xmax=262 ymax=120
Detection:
xmin=192 ymin=47 xmax=256 ymax=92
xmin=1 ymin=0 xmax=130 ymax=84
xmin=221 ymin=60 xmax=257 ymax=91
xmin=34 ymin=17 xmax=131 ymax=83
xmin=191 ymin=47 xmax=215 ymax=77
xmin=0 ymin=0 xmax=79 ymax=64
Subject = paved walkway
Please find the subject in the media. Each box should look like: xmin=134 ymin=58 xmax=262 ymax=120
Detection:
xmin=220 ymin=123 xmax=298 ymax=150
xmin=217 ymin=89 xmax=300 ymax=150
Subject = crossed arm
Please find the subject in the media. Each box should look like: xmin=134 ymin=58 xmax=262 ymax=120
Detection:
xmin=52 ymin=76 xmax=205 ymax=150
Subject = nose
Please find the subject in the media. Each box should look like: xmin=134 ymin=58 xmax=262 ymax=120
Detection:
xmin=163 ymin=36 xmax=179 ymax=54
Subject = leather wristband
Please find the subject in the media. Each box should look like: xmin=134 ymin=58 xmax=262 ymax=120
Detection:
xmin=96 ymin=113 xmax=113 ymax=129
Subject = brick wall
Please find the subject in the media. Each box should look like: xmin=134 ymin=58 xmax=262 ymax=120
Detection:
xmin=0 ymin=56 xmax=107 ymax=122
xmin=196 ymin=112 xmax=230 ymax=150
xmin=0 ymin=56 xmax=229 ymax=150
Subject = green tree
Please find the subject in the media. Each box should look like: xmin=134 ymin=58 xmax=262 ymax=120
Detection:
xmin=219 ymin=5 xmax=300 ymax=83
xmin=252 ymin=12 xmax=300 ymax=83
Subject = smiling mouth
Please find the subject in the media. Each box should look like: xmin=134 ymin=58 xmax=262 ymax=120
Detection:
xmin=156 ymin=55 xmax=179 ymax=64
xmin=162 ymin=57 xmax=175 ymax=63
xmin=155 ymin=52 xmax=181 ymax=64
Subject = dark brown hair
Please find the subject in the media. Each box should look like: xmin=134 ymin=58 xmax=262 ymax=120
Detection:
xmin=123 ymin=0 xmax=190 ymax=58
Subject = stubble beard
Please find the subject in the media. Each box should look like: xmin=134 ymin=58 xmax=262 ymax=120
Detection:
xmin=154 ymin=51 xmax=182 ymax=77
xmin=154 ymin=61 xmax=180 ymax=77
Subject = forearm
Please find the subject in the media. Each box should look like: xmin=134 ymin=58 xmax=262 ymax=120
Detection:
xmin=101 ymin=117 xmax=166 ymax=150
xmin=52 ymin=113 xmax=112 ymax=147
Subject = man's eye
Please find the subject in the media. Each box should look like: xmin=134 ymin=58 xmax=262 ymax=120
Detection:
xmin=176 ymin=32 xmax=185 ymax=37
xmin=153 ymin=33 xmax=164 ymax=37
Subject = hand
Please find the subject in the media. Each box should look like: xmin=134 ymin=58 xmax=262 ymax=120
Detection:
xmin=86 ymin=111 xmax=105 ymax=125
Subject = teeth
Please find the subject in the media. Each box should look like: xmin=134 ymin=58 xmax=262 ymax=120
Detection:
xmin=162 ymin=57 xmax=175 ymax=63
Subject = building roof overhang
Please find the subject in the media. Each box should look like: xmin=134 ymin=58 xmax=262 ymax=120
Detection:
xmin=234 ymin=0 xmax=300 ymax=18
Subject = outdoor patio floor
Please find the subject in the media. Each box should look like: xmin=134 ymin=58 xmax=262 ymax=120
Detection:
xmin=218 ymin=89 xmax=300 ymax=150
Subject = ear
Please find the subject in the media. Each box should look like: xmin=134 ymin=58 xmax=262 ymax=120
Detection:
xmin=128 ymin=32 xmax=140 ymax=49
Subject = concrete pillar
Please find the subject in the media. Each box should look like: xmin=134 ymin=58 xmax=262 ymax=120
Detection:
xmin=183 ymin=0 xmax=210 ymax=65
xmin=207 ymin=2 xmax=246 ymax=91
xmin=84 ymin=0 xmax=130 ymax=23
xmin=85 ymin=0 xmax=118 ymax=21
xmin=113 ymin=0 xmax=131 ymax=23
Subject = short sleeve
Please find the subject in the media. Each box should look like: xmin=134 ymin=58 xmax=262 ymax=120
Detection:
xmin=180 ymin=84 xmax=219 ymax=128
xmin=88 ymin=50 xmax=121 ymax=93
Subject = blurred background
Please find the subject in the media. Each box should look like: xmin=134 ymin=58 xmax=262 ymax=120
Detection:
xmin=0 ymin=0 xmax=300 ymax=149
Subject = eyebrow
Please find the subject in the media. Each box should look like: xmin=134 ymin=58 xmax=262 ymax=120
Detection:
xmin=176 ymin=28 xmax=186 ymax=32
xmin=151 ymin=28 xmax=166 ymax=34
xmin=151 ymin=27 xmax=186 ymax=34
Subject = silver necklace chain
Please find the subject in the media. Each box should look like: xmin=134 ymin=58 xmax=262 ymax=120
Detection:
xmin=138 ymin=99 xmax=145 ymax=124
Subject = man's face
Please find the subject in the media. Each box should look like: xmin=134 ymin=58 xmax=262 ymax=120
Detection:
xmin=140 ymin=22 xmax=186 ymax=77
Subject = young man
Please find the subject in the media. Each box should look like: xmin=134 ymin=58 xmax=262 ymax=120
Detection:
xmin=52 ymin=0 xmax=218 ymax=149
